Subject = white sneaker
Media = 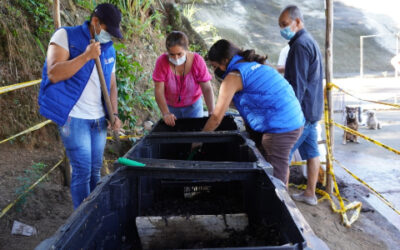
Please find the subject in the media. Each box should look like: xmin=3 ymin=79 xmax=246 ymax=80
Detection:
xmin=292 ymin=192 xmax=318 ymax=206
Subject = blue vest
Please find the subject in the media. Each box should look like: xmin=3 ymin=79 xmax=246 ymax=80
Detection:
xmin=38 ymin=21 xmax=115 ymax=126
xmin=227 ymin=55 xmax=304 ymax=133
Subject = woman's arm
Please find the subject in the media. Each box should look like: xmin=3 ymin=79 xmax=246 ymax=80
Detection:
xmin=203 ymin=73 xmax=243 ymax=132
xmin=154 ymin=81 xmax=176 ymax=126
xmin=199 ymin=81 xmax=215 ymax=115
xmin=47 ymin=42 xmax=101 ymax=83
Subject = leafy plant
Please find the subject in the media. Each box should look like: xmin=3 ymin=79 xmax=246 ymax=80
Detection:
xmin=15 ymin=162 xmax=48 ymax=211
xmin=115 ymin=43 xmax=158 ymax=129
xmin=74 ymin=0 xmax=96 ymax=9
xmin=15 ymin=0 xmax=53 ymax=38
xmin=182 ymin=1 xmax=197 ymax=22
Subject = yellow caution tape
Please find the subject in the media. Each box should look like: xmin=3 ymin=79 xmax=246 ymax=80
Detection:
xmin=317 ymin=85 xmax=362 ymax=227
xmin=290 ymin=183 xmax=362 ymax=227
xmin=0 ymin=158 xmax=64 ymax=219
xmin=106 ymin=134 xmax=141 ymax=140
xmin=0 ymin=79 xmax=41 ymax=95
xmin=329 ymin=82 xmax=400 ymax=109
xmin=0 ymin=120 xmax=52 ymax=145
xmin=333 ymin=159 xmax=400 ymax=216
xmin=334 ymin=122 xmax=400 ymax=155
xmin=290 ymin=161 xmax=326 ymax=166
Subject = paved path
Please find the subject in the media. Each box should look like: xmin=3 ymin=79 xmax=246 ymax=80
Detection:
xmin=328 ymin=77 xmax=400 ymax=231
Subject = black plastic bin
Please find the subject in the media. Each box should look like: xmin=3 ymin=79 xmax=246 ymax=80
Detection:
xmin=36 ymin=164 xmax=325 ymax=250
xmin=150 ymin=115 xmax=240 ymax=133
xmin=125 ymin=132 xmax=272 ymax=173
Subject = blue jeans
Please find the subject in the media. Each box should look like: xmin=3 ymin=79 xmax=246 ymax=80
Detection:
xmin=289 ymin=121 xmax=320 ymax=161
xmin=59 ymin=116 xmax=107 ymax=209
xmin=168 ymin=98 xmax=204 ymax=119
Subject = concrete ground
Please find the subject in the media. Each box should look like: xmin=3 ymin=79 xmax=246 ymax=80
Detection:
xmin=327 ymin=77 xmax=400 ymax=231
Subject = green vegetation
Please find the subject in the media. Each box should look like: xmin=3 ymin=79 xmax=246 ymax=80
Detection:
xmin=115 ymin=43 xmax=159 ymax=129
xmin=15 ymin=162 xmax=48 ymax=211
xmin=15 ymin=0 xmax=54 ymax=38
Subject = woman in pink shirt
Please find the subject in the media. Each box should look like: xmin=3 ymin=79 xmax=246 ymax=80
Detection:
xmin=153 ymin=31 xmax=215 ymax=126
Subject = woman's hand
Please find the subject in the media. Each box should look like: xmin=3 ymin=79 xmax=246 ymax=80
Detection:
xmin=163 ymin=113 xmax=177 ymax=127
xmin=108 ymin=116 xmax=122 ymax=131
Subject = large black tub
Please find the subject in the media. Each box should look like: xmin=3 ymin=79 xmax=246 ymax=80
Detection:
xmin=150 ymin=115 xmax=240 ymax=134
xmin=36 ymin=164 xmax=327 ymax=250
xmin=125 ymin=132 xmax=272 ymax=173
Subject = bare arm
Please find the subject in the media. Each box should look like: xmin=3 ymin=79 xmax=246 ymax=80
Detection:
xmin=203 ymin=73 xmax=243 ymax=132
xmin=46 ymin=42 xmax=101 ymax=83
xmin=154 ymin=81 xmax=176 ymax=126
xmin=199 ymin=81 xmax=215 ymax=115
xmin=276 ymin=65 xmax=285 ymax=74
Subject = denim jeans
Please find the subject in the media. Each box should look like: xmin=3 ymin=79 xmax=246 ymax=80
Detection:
xmin=168 ymin=98 xmax=204 ymax=119
xmin=59 ymin=116 xmax=107 ymax=209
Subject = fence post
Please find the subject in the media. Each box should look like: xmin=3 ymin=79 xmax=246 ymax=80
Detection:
xmin=360 ymin=36 xmax=364 ymax=78
xmin=54 ymin=0 xmax=70 ymax=185
xmin=62 ymin=151 xmax=71 ymax=187
xmin=325 ymin=0 xmax=334 ymax=194
xmin=396 ymin=33 xmax=399 ymax=78
xmin=53 ymin=0 xmax=61 ymax=29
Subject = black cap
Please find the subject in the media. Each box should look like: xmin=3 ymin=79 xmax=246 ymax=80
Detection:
xmin=94 ymin=3 xmax=123 ymax=39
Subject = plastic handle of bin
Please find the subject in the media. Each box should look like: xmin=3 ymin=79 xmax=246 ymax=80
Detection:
xmin=118 ymin=157 xmax=146 ymax=167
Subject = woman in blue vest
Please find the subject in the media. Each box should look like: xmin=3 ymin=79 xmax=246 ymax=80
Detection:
xmin=38 ymin=4 xmax=122 ymax=209
xmin=202 ymin=39 xmax=304 ymax=187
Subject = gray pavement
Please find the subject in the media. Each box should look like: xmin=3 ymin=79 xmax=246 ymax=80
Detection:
xmin=328 ymin=77 xmax=400 ymax=231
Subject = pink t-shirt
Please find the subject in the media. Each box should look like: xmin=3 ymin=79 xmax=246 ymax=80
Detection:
xmin=152 ymin=53 xmax=212 ymax=107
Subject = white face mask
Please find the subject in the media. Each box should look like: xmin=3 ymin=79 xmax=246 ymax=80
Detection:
xmin=169 ymin=54 xmax=186 ymax=66
xmin=94 ymin=23 xmax=112 ymax=44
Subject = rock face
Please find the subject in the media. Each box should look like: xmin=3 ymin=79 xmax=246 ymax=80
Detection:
xmin=164 ymin=2 xmax=208 ymax=52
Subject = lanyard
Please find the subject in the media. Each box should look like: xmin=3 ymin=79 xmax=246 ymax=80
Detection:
xmin=173 ymin=60 xmax=186 ymax=103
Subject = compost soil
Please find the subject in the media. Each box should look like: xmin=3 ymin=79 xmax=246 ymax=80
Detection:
xmin=141 ymin=184 xmax=283 ymax=248
xmin=177 ymin=222 xmax=282 ymax=248
xmin=142 ymin=184 xmax=243 ymax=216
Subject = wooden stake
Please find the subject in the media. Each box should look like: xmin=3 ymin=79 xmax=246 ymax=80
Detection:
xmin=325 ymin=0 xmax=334 ymax=194
xmin=53 ymin=0 xmax=61 ymax=29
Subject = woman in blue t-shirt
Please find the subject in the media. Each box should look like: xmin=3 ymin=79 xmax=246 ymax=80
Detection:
xmin=201 ymin=39 xmax=304 ymax=187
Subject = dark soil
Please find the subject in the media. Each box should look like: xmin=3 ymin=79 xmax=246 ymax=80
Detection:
xmin=143 ymin=183 xmax=243 ymax=216
xmin=0 ymin=141 xmax=72 ymax=250
xmin=140 ymin=182 xmax=283 ymax=248
xmin=180 ymin=222 xmax=282 ymax=248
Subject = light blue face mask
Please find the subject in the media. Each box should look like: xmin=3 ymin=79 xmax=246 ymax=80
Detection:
xmin=280 ymin=26 xmax=296 ymax=41
xmin=95 ymin=25 xmax=112 ymax=44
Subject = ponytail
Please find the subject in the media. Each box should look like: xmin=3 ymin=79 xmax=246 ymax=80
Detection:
xmin=237 ymin=49 xmax=268 ymax=64
xmin=207 ymin=39 xmax=268 ymax=65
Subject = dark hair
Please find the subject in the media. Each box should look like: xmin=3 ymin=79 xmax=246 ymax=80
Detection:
xmin=166 ymin=31 xmax=189 ymax=50
xmin=282 ymin=5 xmax=304 ymax=22
xmin=207 ymin=39 xmax=267 ymax=65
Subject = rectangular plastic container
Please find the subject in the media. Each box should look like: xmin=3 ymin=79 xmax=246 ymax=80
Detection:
xmin=150 ymin=115 xmax=240 ymax=133
xmin=36 ymin=164 xmax=322 ymax=250
xmin=125 ymin=132 xmax=272 ymax=173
